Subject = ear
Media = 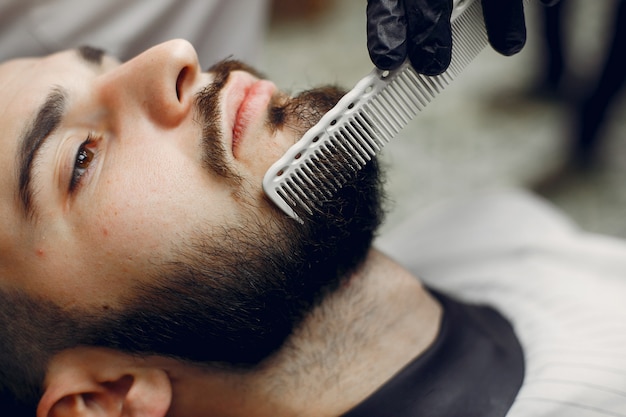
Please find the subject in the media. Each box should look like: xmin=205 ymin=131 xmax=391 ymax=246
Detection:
xmin=37 ymin=348 xmax=172 ymax=417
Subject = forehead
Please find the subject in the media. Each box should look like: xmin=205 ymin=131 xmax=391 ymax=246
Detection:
xmin=0 ymin=57 xmax=45 ymax=142
xmin=0 ymin=54 xmax=67 ymax=181
xmin=0 ymin=47 xmax=112 ymax=137
xmin=0 ymin=51 xmax=75 ymax=156
xmin=0 ymin=50 xmax=87 ymax=133
xmin=0 ymin=54 xmax=62 ymax=253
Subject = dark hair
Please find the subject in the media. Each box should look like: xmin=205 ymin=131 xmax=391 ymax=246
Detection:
xmin=0 ymin=288 xmax=84 ymax=415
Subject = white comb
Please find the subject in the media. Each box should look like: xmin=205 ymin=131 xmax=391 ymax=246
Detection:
xmin=263 ymin=0 xmax=489 ymax=221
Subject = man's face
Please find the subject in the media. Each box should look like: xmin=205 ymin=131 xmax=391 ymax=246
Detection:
xmin=0 ymin=40 xmax=383 ymax=370
xmin=0 ymin=40 xmax=304 ymax=308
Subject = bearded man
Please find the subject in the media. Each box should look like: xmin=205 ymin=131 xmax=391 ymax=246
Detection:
xmin=2 ymin=23 xmax=624 ymax=417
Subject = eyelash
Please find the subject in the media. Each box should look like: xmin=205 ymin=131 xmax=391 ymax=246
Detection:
xmin=69 ymin=133 xmax=97 ymax=193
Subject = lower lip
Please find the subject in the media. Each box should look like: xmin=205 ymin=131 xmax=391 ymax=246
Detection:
xmin=231 ymin=79 xmax=277 ymax=157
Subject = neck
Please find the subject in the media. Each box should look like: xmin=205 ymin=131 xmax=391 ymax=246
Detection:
xmin=166 ymin=249 xmax=442 ymax=417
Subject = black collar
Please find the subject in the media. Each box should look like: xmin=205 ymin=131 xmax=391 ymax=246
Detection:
xmin=342 ymin=289 xmax=524 ymax=417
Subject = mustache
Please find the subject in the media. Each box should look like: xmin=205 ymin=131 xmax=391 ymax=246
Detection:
xmin=206 ymin=59 xmax=267 ymax=82
xmin=194 ymin=59 xmax=347 ymax=186
xmin=194 ymin=59 xmax=256 ymax=183
xmin=268 ymin=86 xmax=346 ymax=132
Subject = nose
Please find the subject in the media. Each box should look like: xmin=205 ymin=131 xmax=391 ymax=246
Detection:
xmin=97 ymin=39 xmax=200 ymax=127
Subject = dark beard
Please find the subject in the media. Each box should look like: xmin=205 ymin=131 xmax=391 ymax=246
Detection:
xmin=69 ymin=60 xmax=386 ymax=367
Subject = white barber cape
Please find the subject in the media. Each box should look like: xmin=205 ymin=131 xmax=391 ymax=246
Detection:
xmin=0 ymin=0 xmax=269 ymax=66
xmin=376 ymin=189 xmax=626 ymax=417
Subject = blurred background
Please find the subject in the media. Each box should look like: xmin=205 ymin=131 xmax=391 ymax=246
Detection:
xmin=264 ymin=0 xmax=626 ymax=238
xmin=2 ymin=0 xmax=623 ymax=238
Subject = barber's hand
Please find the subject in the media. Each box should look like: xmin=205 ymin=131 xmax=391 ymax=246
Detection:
xmin=367 ymin=0 xmax=561 ymax=76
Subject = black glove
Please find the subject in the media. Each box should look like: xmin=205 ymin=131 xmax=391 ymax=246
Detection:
xmin=367 ymin=0 xmax=561 ymax=75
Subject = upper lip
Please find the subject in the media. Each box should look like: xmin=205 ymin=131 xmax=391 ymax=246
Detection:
xmin=221 ymin=71 xmax=277 ymax=158
xmin=223 ymin=72 xmax=257 ymax=145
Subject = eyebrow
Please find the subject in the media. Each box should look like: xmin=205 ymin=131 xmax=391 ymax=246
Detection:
xmin=17 ymin=87 xmax=67 ymax=219
xmin=77 ymin=45 xmax=106 ymax=66
xmin=15 ymin=46 xmax=107 ymax=220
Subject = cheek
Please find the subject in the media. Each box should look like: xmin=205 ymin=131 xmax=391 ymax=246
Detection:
xmin=29 ymin=145 xmax=247 ymax=307
xmin=75 ymin=154 xmax=237 ymax=270
xmin=240 ymin=130 xmax=297 ymax=182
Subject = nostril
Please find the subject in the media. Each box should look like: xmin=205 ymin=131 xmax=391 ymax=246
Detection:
xmin=175 ymin=67 xmax=189 ymax=101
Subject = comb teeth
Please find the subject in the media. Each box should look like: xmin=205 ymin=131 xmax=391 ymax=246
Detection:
xmin=263 ymin=0 xmax=489 ymax=221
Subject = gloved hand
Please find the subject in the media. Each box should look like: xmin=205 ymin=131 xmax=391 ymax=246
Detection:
xmin=367 ymin=0 xmax=561 ymax=75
